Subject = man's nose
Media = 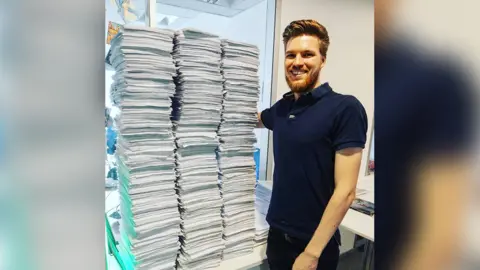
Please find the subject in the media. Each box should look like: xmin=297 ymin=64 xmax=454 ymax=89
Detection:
xmin=293 ymin=54 xmax=304 ymax=66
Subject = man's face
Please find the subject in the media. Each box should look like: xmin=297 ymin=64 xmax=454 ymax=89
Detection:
xmin=284 ymin=35 xmax=324 ymax=93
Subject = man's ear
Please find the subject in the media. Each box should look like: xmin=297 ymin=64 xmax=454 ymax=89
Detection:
xmin=320 ymin=56 xmax=326 ymax=68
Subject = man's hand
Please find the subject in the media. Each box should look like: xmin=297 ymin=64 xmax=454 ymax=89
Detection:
xmin=292 ymin=252 xmax=319 ymax=270
xmin=256 ymin=112 xmax=264 ymax=128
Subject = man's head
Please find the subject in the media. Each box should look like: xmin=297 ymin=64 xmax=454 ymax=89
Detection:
xmin=283 ymin=19 xmax=329 ymax=94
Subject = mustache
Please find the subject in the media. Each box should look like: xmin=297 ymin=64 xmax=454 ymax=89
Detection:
xmin=289 ymin=68 xmax=309 ymax=72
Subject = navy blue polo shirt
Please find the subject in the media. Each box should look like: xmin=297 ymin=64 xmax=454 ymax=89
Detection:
xmin=261 ymin=82 xmax=368 ymax=248
xmin=375 ymin=40 xmax=474 ymax=269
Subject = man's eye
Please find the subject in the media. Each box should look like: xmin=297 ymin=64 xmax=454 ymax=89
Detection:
xmin=286 ymin=54 xmax=295 ymax=58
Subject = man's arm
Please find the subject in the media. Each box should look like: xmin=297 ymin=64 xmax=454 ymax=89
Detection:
xmin=303 ymin=147 xmax=362 ymax=258
xmin=394 ymin=156 xmax=470 ymax=270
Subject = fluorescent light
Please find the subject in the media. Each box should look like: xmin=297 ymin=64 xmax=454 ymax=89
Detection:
xmin=199 ymin=0 xmax=220 ymax=4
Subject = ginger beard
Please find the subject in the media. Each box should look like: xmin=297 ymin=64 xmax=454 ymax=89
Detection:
xmin=285 ymin=66 xmax=320 ymax=93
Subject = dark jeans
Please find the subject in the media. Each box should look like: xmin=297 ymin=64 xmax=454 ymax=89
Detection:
xmin=266 ymin=227 xmax=339 ymax=270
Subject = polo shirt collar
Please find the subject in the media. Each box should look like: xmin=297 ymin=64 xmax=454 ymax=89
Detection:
xmin=282 ymin=82 xmax=332 ymax=101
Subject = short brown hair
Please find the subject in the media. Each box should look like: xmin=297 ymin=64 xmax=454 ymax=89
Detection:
xmin=282 ymin=19 xmax=330 ymax=59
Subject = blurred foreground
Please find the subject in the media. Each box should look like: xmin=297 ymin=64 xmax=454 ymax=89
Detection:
xmin=375 ymin=0 xmax=479 ymax=269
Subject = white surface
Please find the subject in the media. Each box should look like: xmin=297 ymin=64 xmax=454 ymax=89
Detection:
xmin=341 ymin=209 xmax=374 ymax=242
xmin=340 ymin=176 xmax=375 ymax=241
xmin=217 ymin=244 xmax=267 ymax=270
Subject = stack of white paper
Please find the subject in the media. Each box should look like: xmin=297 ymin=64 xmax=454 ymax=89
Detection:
xmin=254 ymin=181 xmax=272 ymax=246
xmin=109 ymin=25 xmax=181 ymax=270
xmin=217 ymin=39 xmax=260 ymax=259
xmin=172 ymin=29 xmax=225 ymax=270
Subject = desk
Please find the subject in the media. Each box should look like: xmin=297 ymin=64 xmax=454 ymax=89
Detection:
xmin=340 ymin=176 xmax=375 ymax=270
xmin=217 ymin=245 xmax=267 ymax=270
xmin=340 ymin=177 xmax=374 ymax=241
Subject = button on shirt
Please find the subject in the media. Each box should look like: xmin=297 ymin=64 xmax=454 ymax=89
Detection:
xmin=261 ymin=82 xmax=368 ymax=247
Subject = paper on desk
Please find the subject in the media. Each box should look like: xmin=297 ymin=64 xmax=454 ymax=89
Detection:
xmin=181 ymin=219 xmax=222 ymax=233
xmin=183 ymin=225 xmax=223 ymax=240
xmin=224 ymin=213 xmax=255 ymax=226
xmin=180 ymin=193 xmax=222 ymax=207
xmin=176 ymin=157 xmax=217 ymax=168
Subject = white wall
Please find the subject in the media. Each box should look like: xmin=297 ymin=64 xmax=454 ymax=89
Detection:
xmin=267 ymin=0 xmax=375 ymax=179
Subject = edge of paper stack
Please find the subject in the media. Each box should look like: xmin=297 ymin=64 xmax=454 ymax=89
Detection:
xmin=110 ymin=25 xmax=180 ymax=270
xmin=218 ymin=39 xmax=260 ymax=260
xmin=108 ymin=25 xmax=263 ymax=270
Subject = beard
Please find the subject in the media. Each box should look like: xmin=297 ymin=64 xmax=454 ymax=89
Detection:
xmin=285 ymin=68 xmax=320 ymax=93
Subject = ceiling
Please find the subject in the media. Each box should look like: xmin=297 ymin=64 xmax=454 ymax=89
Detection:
xmin=156 ymin=0 xmax=265 ymax=17
xmin=106 ymin=0 xmax=265 ymax=25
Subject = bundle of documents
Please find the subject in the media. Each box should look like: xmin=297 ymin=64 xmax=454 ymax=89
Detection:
xmin=109 ymin=25 xmax=181 ymax=270
xmin=350 ymin=198 xmax=375 ymax=216
xmin=254 ymin=181 xmax=272 ymax=245
xmin=172 ymin=29 xmax=225 ymax=270
xmin=217 ymin=39 xmax=260 ymax=259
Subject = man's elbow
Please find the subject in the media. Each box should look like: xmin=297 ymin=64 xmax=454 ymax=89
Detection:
xmin=334 ymin=187 xmax=356 ymax=207
xmin=346 ymin=189 xmax=356 ymax=205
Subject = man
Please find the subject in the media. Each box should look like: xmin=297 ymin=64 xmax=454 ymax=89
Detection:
xmin=375 ymin=1 xmax=474 ymax=269
xmin=258 ymin=20 xmax=368 ymax=270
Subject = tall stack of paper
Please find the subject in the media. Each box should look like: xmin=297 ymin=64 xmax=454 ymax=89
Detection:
xmin=254 ymin=181 xmax=272 ymax=246
xmin=109 ymin=25 xmax=181 ymax=270
xmin=172 ymin=29 xmax=225 ymax=270
xmin=217 ymin=39 xmax=260 ymax=259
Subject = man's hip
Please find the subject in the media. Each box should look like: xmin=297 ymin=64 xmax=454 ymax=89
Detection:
xmin=266 ymin=226 xmax=339 ymax=270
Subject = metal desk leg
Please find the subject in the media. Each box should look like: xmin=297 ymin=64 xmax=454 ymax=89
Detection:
xmin=367 ymin=242 xmax=374 ymax=270
xmin=361 ymin=241 xmax=374 ymax=270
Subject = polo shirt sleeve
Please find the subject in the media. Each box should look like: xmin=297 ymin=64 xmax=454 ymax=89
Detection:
xmin=332 ymin=96 xmax=368 ymax=151
xmin=260 ymin=100 xmax=280 ymax=130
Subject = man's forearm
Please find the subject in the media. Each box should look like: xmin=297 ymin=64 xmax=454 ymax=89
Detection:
xmin=304 ymin=190 xmax=355 ymax=258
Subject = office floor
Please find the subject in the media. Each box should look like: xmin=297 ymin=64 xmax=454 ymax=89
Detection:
xmin=338 ymin=249 xmax=365 ymax=270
